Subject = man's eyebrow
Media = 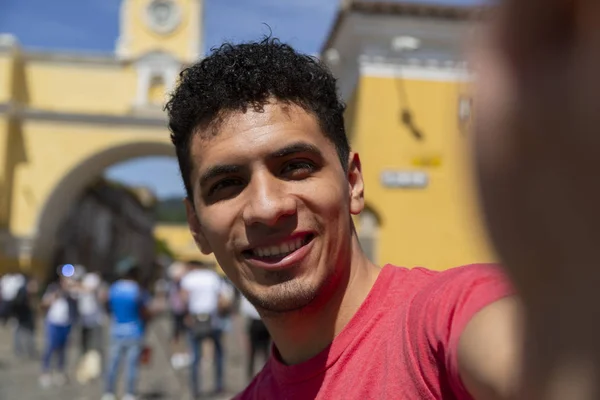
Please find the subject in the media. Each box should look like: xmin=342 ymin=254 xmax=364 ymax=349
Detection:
xmin=198 ymin=143 xmax=322 ymax=188
xmin=268 ymin=142 xmax=323 ymax=159
xmin=199 ymin=164 xmax=241 ymax=188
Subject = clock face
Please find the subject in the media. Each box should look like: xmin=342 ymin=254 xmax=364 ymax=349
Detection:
xmin=145 ymin=0 xmax=181 ymax=34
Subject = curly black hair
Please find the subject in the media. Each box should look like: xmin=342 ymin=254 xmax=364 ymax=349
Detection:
xmin=165 ymin=37 xmax=349 ymax=202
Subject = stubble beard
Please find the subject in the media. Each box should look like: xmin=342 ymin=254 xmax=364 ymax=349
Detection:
xmin=242 ymin=268 xmax=330 ymax=315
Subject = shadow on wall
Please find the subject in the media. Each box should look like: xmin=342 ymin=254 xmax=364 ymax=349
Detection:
xmin=1 ymin=117 xmax=29 ymax=227
xmin=1 ymin=47 xmax=30 ymax=228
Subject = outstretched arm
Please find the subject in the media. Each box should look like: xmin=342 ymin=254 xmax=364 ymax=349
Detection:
xmin=458 ymin=297 xmax=522 ymax=400
xmin=472 ymin=0 xmax=600 ymax=398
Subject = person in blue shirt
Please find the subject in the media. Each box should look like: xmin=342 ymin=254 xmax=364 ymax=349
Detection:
xmin=102 ymin=262 xmax=151 ymax=400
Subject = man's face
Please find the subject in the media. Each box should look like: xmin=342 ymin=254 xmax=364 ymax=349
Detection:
xmin=186 ymin=102 xmax=364 ymax=313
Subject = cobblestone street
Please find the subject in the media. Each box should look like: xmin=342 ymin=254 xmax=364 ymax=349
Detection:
xmin=0 ymin=314 xmax=254 ymax=400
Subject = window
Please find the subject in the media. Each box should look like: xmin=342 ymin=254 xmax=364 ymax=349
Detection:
xmin=148 ymin=75 xmax=166 ymax=105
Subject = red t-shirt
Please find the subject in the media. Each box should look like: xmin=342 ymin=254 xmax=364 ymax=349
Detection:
xmin=235 ymin=264 xmax=513 ymax=400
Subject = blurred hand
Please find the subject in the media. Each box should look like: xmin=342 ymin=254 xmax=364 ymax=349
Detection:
xmin=472 ymin=0 xmax=600 ymax=398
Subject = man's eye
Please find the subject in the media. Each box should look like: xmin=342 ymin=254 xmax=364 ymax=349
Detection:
xmin=282 ymin=161 xmax=316 ymax=177
xmin=208 ymin=178 xmax=243 ymax=197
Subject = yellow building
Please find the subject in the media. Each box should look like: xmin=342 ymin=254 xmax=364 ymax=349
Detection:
xmin=0 ymin=0 xmax=210 ymax=277
xmin=1 ymin=0 xmax=495 ymax=279
xmin=154 ymin=224 xmax=223 ymax=274
xmin=322 ymin=1 xmax=497 ymax=270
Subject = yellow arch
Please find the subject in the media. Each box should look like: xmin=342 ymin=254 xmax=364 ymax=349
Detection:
xmin=32 ymin=140 xmax=175 ymax=270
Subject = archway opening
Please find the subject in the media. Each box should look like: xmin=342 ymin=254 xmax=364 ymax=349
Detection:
xmin=32 ymin=142 xmax=184 ymax=282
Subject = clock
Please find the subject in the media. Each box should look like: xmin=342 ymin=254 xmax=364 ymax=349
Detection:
xmin=145 ymin=0 xmax=182 ymax=35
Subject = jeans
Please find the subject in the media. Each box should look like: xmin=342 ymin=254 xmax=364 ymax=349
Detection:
xmin=189 ymin=329 xmax=224 ymax=396
xmin=105 ymin=337 xmax=143 ymax=396
xmin=42 ymin=322 xmax=71 ymax=373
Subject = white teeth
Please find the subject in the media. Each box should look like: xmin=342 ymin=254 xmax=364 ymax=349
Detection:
xmin=253 ymin=237 xmax=309 ymax=258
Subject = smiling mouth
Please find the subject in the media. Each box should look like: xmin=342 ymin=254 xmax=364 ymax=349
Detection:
xmin=243 ymin=234 xmax=315 ymax=263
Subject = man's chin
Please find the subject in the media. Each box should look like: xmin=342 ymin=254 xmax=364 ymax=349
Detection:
xmin=243 ymin=278 xmax=319 ymax=314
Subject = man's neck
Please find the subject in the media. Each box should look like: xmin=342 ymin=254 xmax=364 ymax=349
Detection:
xmin=262 ymin=237 xmax=381 ymax=365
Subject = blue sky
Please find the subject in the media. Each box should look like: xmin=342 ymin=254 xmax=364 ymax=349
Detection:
xmin=0 ymin=0 xmax=477 ymax=199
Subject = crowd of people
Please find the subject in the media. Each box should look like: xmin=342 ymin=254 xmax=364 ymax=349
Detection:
xmin=0 ymin=258 xmax=271 ymax=400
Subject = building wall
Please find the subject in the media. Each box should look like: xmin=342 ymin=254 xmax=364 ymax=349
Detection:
xmin=350 ymin=72 xmax=496 ymax=270
xmin=8 ymin=120 xmax=172 ymax=237
xmin=154 ymin=223 xmax=222 ymax=273
xmin=53 ymin=179 xmax=156 ymax=281
xmin=24 ymin=61 xmax=137 ymax=115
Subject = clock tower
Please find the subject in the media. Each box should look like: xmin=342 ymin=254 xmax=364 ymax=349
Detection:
xmin=116 ymin=0 xmax=203 ymax=64
xmin=116 ymin=0 xmax=204 ymax=110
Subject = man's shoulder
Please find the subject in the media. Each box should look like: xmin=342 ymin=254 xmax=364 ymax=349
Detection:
xmin=110 ymin=280 xmax=140 ymax=297
xmin=385 ymin=262 xmax=505 ymax=280
xmin=380 ymin=263 xmax=509 ymax=303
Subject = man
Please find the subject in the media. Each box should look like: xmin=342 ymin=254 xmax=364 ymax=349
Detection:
xmin=165 ymin=38 xmax=517 ymax=400
xmin=166 ymin=1 xmax=600 ymax=396
xmin=102 ymin=262 xmax=151 ymax=400
xmin=180 ymin=260 xmax=231 ymax=397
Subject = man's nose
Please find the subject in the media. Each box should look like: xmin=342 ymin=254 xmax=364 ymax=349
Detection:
xmin=242 ymin=172 xmax=297 ymax=227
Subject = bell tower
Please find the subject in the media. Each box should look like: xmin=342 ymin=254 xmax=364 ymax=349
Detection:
xmin=116 ymin=0 xmax=204 ymax=110
xmin=116 ymin=0 xmax=203 ymax=64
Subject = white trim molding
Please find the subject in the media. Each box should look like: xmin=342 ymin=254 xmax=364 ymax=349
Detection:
xmin=359 ymin=55 xmax=472 ymax=82
xmin=116 ymin=0 xmax=132 ymax=59
xmin=133 ymin=51 xmax=181 ymax=108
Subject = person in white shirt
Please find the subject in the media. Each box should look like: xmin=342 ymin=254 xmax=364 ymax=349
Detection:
xmin=181 ymin=260 xmax=230 ymax=397
xmin=0 ymin=273 xmax=26 ymax=324
xmin=39 ymin=267 xmax=78 ymax=387
xmin=76 ymin=271 xmax=107 ymax=356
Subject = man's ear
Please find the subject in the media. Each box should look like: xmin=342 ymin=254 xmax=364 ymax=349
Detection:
xmin=347 ymin=152 xmax=365 ymax=215
xmin=184 ymin=198 xmax=213 ymax=255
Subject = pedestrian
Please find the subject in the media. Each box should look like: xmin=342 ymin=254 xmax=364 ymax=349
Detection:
xmin=77 ymin=271 xmax=106 ymax=356
xmin=75 ymin=271 xmax=107 ymax=384
xmin=39 ymin=266 xmax=78 ymax=388
xmin=102 ymin=260 xmax=152 ymax=400
xmin=240 ymin=296 xmax=270 ymax=381
xmin=0 ymin=272 xmax=25 ymax=326
xmin=180 ymin=260 xmax=231 ymax=398
xmin=166 ymin=261 xmax=190 ymax=369
xmin=12 ymin=273 xmax=37 ymax=359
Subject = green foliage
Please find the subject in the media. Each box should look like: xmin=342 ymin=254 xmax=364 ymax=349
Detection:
xmin=154 ymin=197 xmax=187 ymax=224
xmin=155 ymin=237 xmax=175 ymax=258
